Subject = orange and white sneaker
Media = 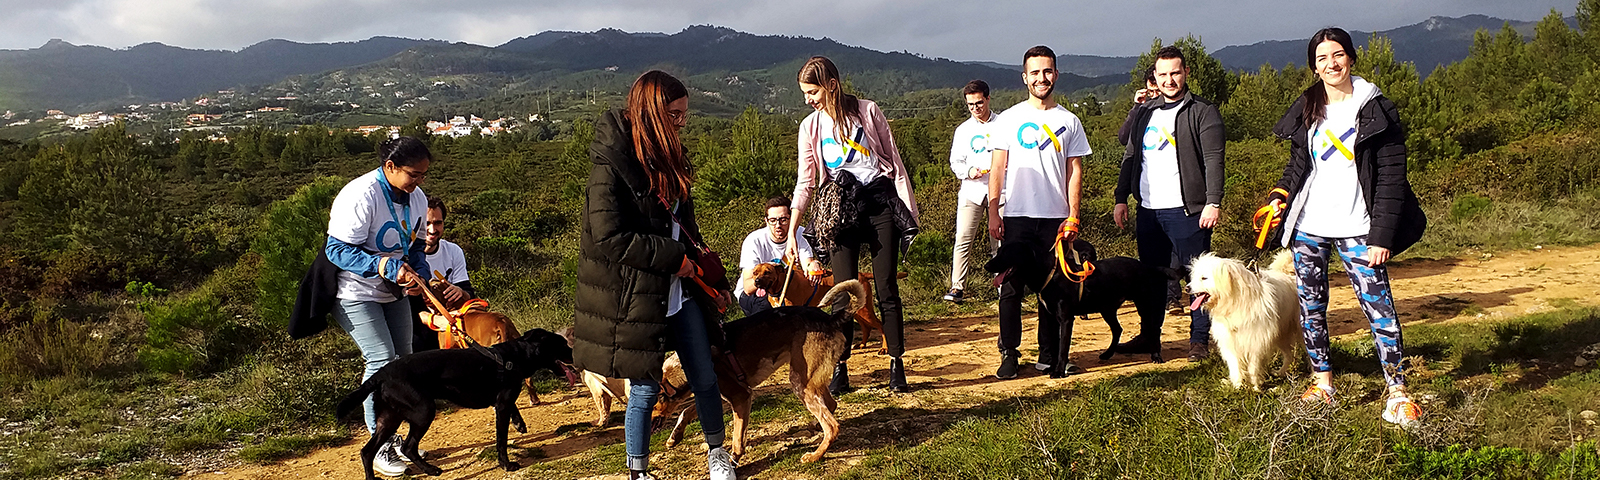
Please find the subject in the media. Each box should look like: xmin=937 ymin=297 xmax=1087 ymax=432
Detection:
xmin=1300 ymin=384 xmax=1336 ymax=405
xmin=1383 ymin=396 xmax=1421 ymax=426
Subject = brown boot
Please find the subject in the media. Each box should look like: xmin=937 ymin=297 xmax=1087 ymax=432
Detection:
xmin=1187 ymin=342 xmax=1209 ymax=361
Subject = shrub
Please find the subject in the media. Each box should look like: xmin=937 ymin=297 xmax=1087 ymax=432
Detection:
xmin=252 ymin=176 xmax=343 ymax=328
xmin=138 ymin=291 xmax=231 ymax=374
xmin=0 ymin=316 xmax=118 ymax=381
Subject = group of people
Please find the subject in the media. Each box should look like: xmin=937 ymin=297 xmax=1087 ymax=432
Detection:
xmin=315 ymin=27 xmax=1426 ymax=480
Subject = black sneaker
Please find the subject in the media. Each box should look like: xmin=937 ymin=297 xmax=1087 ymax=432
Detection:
xmin=888 ymin=357 xmax=909 ymax=393
xmin=943 ymin=288 xmax=964 ymax=303
xmin=1049 ymin=363 xmax=1082 ymax=379
xmin=996 ymin=350 xmax=1020 ymax=379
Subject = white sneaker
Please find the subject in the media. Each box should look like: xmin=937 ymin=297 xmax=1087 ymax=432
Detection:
xmin=1034 ymin=362 xmax=1051 ymax=372
xmin=708 ymin=446 xmax=738 ymax=480
xmin=390 ymin=434 xmax=427 ymax=462
xmin=372 ymin=442 xmax=408 ymax=477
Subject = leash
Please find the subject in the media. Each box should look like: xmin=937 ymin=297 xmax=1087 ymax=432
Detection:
xmin=1053 ymin=217 xmax=1094 ymax=284
xmin=1253 ymin=188 xmax=1290 ymax=249
xmin=777 ymin=259 xmax=795 ymax=306
xmin=402 ymin=264 xmax=513 ymax=372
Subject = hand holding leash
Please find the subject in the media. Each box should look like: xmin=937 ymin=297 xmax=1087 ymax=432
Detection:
xmin=1252 ymin=188 xmax=1290 ymax=250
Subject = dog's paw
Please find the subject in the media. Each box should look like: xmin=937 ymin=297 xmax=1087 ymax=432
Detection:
xmin=1150 ymin=353 xmax=1164 ymax=364
xmin=801 ymin=451 xmax=824 ymax=463
xmin=664 ymin=438 xmax=679 ymax=448
xmin=421 ymin=464 xmax=444 ymax=476
xmin=501 ymin=461 xmax=521 ymax=472
xmin=1098 ymin=351 xmax=1114 ymax=361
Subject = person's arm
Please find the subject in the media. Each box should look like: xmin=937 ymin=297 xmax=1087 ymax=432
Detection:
xmin=867 ymin=101 xmax=919 ymax=220
xmin=324 ymin=236 xmax=391 ymax=280
xmin=950 ymin=127 xmax=971 ymax=178
xmin=987 ymin=148 xmax=1008 ymax=240
xmin=1197 ymin=104 xmax=1226 ymax=228
xmin=788 ymin=116 xmax=820 ymax=248
xmin=586 ymin=163 xmax=687 ymax=275
xmin=1066 ymin=155 xmax=1083 ymax=224
xmin=1117 ymin=105 xmax=1143 ymax=146
xmin=739 ymin=268 xmax=759 ymax=296
xmin=1365 ymin=99 xmax=1410 ymax=264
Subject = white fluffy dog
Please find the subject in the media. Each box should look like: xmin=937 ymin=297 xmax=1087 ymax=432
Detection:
xmin=1188 ymin=250 xmax=1303 ymax=390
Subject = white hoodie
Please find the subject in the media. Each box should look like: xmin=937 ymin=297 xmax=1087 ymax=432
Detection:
xmin=1293 ymin=76 xmax=1381 ymax=239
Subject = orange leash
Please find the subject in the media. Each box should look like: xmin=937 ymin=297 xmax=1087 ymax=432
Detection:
xmin=1253 ymin=188 xmax=1290 ymax=249
xmin=1053 ymin=217 xmax=1094 ymax=284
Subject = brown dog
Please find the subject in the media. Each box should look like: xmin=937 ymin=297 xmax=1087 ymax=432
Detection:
xmin=417 ymin=280 xmax=544 ymax=404
xmin=749 ymin=263 xmax=904 ymax=354
xmin=654 ymin=280 xmax=866 ymax=463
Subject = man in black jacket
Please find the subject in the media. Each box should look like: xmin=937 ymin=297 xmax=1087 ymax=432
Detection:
xmin=1113 ymin=46 xmax=1226 ymax=361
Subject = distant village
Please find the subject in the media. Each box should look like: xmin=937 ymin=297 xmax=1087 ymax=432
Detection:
xmin=3 ymin=87 xmax=540 ymax=139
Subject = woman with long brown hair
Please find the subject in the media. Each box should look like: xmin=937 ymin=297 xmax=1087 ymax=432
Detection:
xmin=787 ymin=56 xmax=919 ymax=394
xmin=570 ymin=70 xmax=737 ymax=480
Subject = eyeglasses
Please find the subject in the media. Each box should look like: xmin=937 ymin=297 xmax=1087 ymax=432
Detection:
xmin=667 ymin=110 xmax=688 ymax=123
xmin=966 ymin=100 xmax=987 ymax=107
xmin=399 ymin=167 xmax=427 ymax=179
xmin=765 ymin=216 xmax=790 ymax=225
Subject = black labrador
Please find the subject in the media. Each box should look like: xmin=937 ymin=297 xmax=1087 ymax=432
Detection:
xmin=336 ymin=328 xmax=575 ymax=479
xmin=986 ymin=239 xmax=1177 ymax=377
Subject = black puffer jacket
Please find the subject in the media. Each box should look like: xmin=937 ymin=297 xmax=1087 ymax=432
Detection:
xmin=571 ymin=108 xmax=729 ymax=381
xmin=1270 ymin=92 xmax=1427 ymax=254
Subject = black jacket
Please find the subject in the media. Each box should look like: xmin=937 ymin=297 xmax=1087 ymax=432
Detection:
xmin=571 ymin=108 xmax=729 ymax=381
xmin=1115 ymin=92 xmax=1226 ymax=215
xmin=288 ymin=248 xmax=340 ymax=339
xmin=1270 ymin=93 xmax=1427 ymax=254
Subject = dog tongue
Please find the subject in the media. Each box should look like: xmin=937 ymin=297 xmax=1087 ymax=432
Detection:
xmin=755 ymin=288 xmax=767 ymax=298
xmin=1189 ymin=293 xmax=1210 ymax=311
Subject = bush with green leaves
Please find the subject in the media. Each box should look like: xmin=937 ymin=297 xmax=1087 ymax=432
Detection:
xmin=251 ymin=176 xmax=343 ymax=328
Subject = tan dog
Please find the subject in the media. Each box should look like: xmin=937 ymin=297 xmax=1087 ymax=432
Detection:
xmin=579 ymin=370 xmax=630 ymax=427
xmin=749 ymin=263 xmax=904 ymax=354
xmin=654 ymin=280 xmax=866 ymax=463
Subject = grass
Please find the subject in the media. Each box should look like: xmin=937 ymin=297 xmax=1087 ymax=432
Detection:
xmin=818 ymin=306 xmax=1600 ymax=480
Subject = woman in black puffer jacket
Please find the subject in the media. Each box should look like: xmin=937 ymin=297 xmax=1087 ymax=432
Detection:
xmin=570 ymin=71 xmax=736 ymax=480
xmin=1264 ymin=27 xmax=1427 ymax=427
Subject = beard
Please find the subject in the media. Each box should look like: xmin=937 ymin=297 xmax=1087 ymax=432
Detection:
xmin=1029 ymin=82 xmax=1054 ymax=100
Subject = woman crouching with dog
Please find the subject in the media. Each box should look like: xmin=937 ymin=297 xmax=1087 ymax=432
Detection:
xmin=325 ymin=136 xmax=434 ymax=475
xmin=1265 ymin=27 xmax=1427 ymax=426
xmin=570 ymin=70 xmax=738 ymax=480
xmin=787 ymin=56 xmax=919 ymax=395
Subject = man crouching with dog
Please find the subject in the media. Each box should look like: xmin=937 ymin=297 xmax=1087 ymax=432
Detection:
xmin=571 ymin=70 xmax=738 ymax=480
xmin=736 ymin=196 xmax=825 ymax=315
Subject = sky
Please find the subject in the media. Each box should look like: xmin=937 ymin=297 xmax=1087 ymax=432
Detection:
xmin=0 ymin=0 xmax=1580 ymax=61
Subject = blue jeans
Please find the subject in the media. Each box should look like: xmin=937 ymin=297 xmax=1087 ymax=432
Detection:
xmin=1135 ymin=206 xmax=1214 ymax=345
xmin=624 ymin=298 xmax=725 ymax=471
xmin=331 ymin=298 xmax=414 ymax=432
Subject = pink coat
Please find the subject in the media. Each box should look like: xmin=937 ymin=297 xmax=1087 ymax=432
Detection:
xmin=792 ymin=98 xmax=920 ymax=224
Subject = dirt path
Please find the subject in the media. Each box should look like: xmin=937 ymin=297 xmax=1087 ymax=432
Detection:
xmin=194 ymin=246 xmax=1600 ymax=480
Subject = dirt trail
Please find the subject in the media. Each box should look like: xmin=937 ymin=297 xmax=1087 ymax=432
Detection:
xmin=193 ymin=246 xmax=1600 ymax=480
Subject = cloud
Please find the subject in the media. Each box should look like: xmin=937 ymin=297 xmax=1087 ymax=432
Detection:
xmin=0 ymin=0 xmax=1579 ymax=61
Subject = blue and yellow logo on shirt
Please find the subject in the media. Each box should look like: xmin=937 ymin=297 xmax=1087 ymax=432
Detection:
xmin=1018 ymin=122 xmax=1067 ymax=152
xmin=1142 ymin=126 xmax=1176 ymax=151
xmin=820 ymin=127 xmax=871 ymax=168
xmin=1313 ymin=127 xmax=1356 ymax=161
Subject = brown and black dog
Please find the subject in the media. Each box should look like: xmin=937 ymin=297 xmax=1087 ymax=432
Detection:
xmin=749 ymin=263 xmax=904 ymax=354
xmin=654 ymin=280 xmax=866 ymax=463
xmin=417 ymin=278 xmax=546 ymax=404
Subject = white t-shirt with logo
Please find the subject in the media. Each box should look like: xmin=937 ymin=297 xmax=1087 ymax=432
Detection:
xmin=425 ymin=238 xmax=470 ymax=285
xmin=812 ymin=112 xmax=883 ymax=184
xmin=1295 ymin=96 xmax=1368 ymax=238
xmin=950 ymin=111 xmax=1000 ymax=206
xmin=327 ymin=168 xmax=429 ymax=303
xmin=1138 ymin=100 xmax=1186 ymax=210
xmin=739 ymin=227 xmax=815 ymax=270
xmin=993 ymin=103 xmax=1093 ymax=218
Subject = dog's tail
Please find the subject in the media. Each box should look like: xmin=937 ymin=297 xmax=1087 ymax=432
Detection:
xmin=1267 ymin=249 xmax=1295 ymax=276
xmin=335 ymin=377 xmax=381 ymax=421
xmin=817 ymin=279 xmax=867 ymax=316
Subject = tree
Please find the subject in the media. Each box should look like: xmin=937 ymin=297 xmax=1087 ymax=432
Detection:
xmin=1130 ymin=35 xmax=1237 ymax=105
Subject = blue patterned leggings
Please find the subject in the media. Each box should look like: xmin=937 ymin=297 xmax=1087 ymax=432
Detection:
xmin=1290 ymin=231 xmax=1407 ymax=387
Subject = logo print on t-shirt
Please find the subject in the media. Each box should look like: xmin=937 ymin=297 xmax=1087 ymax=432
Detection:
xmin=969 ymin=134 xmax=989 ymax=153
xmin=1313 ymin=127 xmax=1356 ymax=161
xmin=820 ymin=126 xmax=871 ymax=168
xmin=1018 ymin=122 xmax=1068 ymax=152
xmin=1142 ymin=126 xmax=1176 ymax=151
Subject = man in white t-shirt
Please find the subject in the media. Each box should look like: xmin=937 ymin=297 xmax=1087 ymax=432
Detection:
xmin=943 ymin=79 xmax=1001 ymax=304
xmin=987 ymin=45 xmax=1094 ymax=380
xmin=1112 ymin=46 xmax=1227 ymax=362
xmin=737 ymin=196 xmax=823 ymax=315
xmin=411 ymin=196 xmax=475 ymax=351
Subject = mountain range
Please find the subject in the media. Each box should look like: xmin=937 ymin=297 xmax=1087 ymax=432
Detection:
xmin=0 ymin=14 xmax=1551 ymax=113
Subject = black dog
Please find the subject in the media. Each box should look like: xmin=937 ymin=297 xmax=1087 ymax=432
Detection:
xmin=986 ymin=239 xmax=1177 ymax=377
xmin=335 ymin=328 xmax=575 ymax=479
